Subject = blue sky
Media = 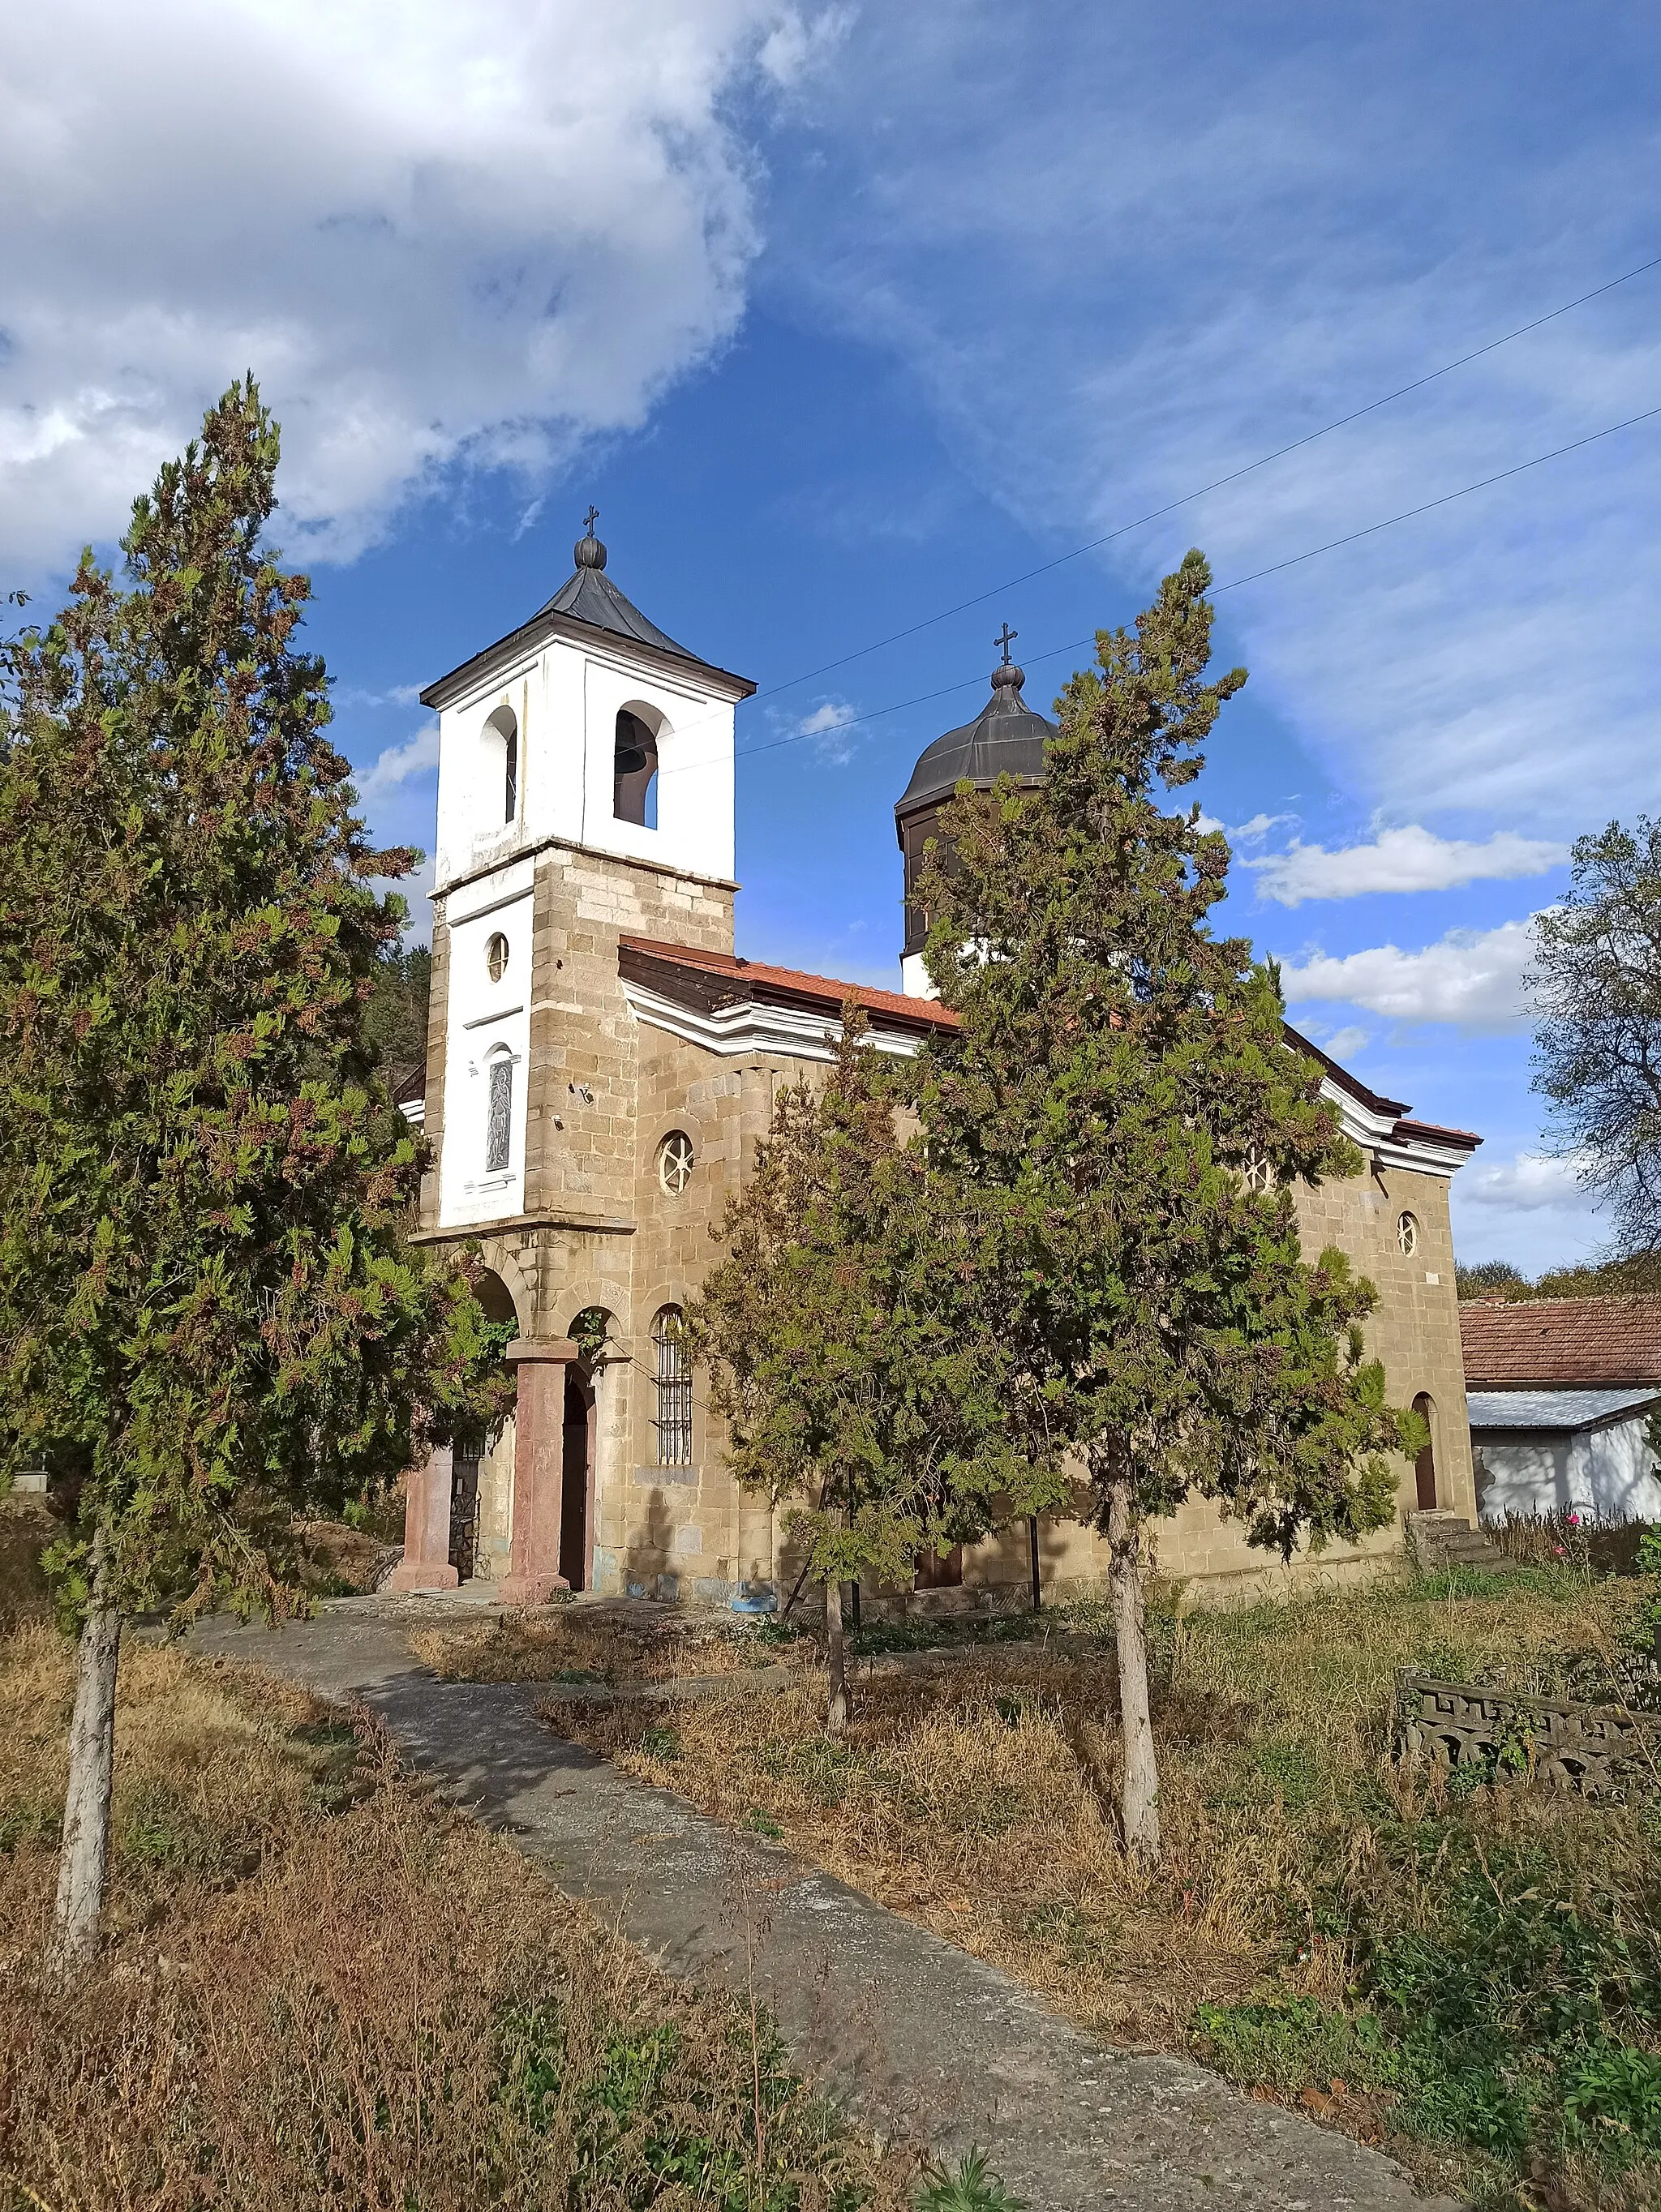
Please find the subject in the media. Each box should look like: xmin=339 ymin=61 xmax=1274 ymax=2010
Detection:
xmin=6 ymin=1 xmax=1661 ymax=1271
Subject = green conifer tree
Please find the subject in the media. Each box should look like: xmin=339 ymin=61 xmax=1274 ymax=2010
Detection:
xmin=0 ymin=380 xmax=503 ymax=1977
xmin=687 ymin=1005 xmax=1058 ymax=1731
xmin=915 ymin=553 xmax=1410 ymax=1863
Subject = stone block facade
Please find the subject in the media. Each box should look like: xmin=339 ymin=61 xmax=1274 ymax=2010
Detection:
xmin=411 ymin=837 xmax=1479 ymax=1612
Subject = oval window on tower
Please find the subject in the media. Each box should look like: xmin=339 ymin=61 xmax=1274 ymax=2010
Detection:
xmin=486 ymin=932 xmax=509 ymax=983
xmin=1397 ymin=1211 xmax=1419 ymax=1257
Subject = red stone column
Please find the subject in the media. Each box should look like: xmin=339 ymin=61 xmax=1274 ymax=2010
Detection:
xmin=387 ymin=1443 xmax=459 ymax=1593
xmin=499 ymin=1338 xmax=580 ymax=1606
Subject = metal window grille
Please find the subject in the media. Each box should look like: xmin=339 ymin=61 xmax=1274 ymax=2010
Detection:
xmin=658 ymin=1130 xmax=694 ymax=1194
xmin=504 ymin=726 xmax=518 ymax=823
xmin=653 ymin=1307 xmax=693 ymax=1466
xmin=486 ymin=1057 xmax=513 ymax=1173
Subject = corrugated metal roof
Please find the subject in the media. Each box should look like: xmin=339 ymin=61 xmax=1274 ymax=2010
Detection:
xmin=1466 ymin=1386 xmax=1661 ymax=1431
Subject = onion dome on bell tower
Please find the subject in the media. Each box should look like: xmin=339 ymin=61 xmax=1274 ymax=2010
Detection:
xmin=894 ymin=625 xmax=1057 ymax=992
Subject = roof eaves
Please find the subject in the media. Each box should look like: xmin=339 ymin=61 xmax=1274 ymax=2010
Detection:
xmin=420 ymin=607 xmax=757 ymax=712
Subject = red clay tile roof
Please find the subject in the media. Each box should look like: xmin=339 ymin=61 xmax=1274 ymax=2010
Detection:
xmin=618 ymin=936 xmax=959 ymax=1036
xmin=1460 ymin=1296 xmax=1661 ymax=1389
xmin=621 ymin=939 xmax=1481 ymax=1153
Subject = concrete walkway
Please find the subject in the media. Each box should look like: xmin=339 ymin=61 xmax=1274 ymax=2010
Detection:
xmin=188 ymin=1600 xmax=1461 ymax=2212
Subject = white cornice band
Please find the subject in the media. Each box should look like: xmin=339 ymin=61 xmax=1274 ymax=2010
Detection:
xmin=624 ymin=983 xmax=1472 ymax=1178
xmin=1320 ymin=1077 xmax=1470 ymax=1179
xmin=622 ymin=979 xmax=923 ymax=1065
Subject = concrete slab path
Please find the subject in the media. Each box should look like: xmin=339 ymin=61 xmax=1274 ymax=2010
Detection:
xmin=188 ymin=1601 xmax=1461 ymax=2212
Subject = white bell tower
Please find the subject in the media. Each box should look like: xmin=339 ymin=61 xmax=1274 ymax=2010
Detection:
xmin=425 ymin=515 xmax=754 ymax=896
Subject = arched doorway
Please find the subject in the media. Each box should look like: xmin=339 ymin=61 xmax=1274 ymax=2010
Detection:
xmin=557 ymin=1307 xmax=615 ymax=1593
xmin=457 ymin=1266 xmax=521 ymax=1583
xmin=1413 ymin=1391 xmax=1438 ymax=1511
xmin=560 ymin=1366 xmax=596 ymax=1590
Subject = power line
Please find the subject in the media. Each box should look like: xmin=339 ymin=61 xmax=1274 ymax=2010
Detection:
xmin=747 ymin=248 xmax=1661 ymax=705
xmin=723 ymin=395 xmax=1661 ymax=769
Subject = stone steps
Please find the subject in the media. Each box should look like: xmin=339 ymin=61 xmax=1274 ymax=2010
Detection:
xmin=1408 ymin=1508 xmax=1519 ymax=1574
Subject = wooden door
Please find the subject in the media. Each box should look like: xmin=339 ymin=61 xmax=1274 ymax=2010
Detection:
xmin=1413 ymin=1392 xmax=1437 ymax=1511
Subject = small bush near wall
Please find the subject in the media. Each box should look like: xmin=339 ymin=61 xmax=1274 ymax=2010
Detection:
xmin=1489 ymin=1508 xmax=1652 ymax=1579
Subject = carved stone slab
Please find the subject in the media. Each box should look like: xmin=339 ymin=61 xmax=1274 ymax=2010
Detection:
xmin=1397 ymin=1670 xmax=1661 ymax=1795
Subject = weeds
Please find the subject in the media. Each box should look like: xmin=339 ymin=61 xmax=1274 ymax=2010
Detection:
xmin=546 ymin=1565 xmax=1661 ymax=2203
xmin=0 ymin=1580 xmax=901 ymax=2212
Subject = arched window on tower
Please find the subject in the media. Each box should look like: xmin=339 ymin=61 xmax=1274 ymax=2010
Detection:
xmin=614 ymin=708 xmax=659 ymax=828
xmin=651 ymin=1305 xmax=692 ymax=1465
xmin=485 ymin=705 xmax=518 ymax=828
xmin=1413 ymin=1391 xmax=1437 ymax=1511
xmin=484 ymin=1048 xmax=513 ymax=1175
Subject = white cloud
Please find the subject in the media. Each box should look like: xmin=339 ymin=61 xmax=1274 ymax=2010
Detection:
xmin=1321 ymin=1025 xmax=1371 ymax=1061
xmin=1250 ymin=825 xmax=1564 ymax=907
xmin=0 ymin=0 xmax=805 ymax=576
xmin=1460 ymin=1151 xmax=1594 ymax=1213
xmin=336 ymin=682 xmax=424 ymax=711
xmin=1279 ymin=917 xmax=1534 ymax=1033
xmin=796 ymin=697 xmax=860 ymax=762
xmin=354 ymin=720 xmax=440 ymax=804
xmin=770 ymin=8 xmax=1661 ymax=837
xmin=1197 ymin=809 xmax=1291 ymax=842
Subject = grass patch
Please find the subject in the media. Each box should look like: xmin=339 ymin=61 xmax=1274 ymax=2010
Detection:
xmin=410 ymin=1603 xmax=796 ymax=1687
xmin=0 ymin=1575 xmax=900 ymax=2208
xmin=546 ymin=1564 xmax=1661 ymax=2206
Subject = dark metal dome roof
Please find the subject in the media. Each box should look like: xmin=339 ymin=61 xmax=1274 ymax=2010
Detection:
xmin=895 ymin=661 xmax=1058 ymax=820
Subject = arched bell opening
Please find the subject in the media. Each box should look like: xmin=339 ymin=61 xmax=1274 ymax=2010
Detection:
xmin=484 ymin=704 xmax=519 ymax=829
xmin=614 ymin=705 xmax=662 ymax=828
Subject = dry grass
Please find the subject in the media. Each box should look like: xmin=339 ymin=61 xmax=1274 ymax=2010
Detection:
xmin=410 ymin=1602 xmax=800 ymax=1687
xmin=545 ymin=1570 xmax=1644 ymax=2053
xmin=0 ymin=1584 xmax=897 ymax=2210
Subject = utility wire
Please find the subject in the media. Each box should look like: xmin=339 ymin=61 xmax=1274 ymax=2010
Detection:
xmin=746 ymin=249 xmax=1661 ymax=705
xmin=720 ymin=395 xmax=1661 ymax=768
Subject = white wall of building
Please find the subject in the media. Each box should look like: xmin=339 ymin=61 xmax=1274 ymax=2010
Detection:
xmin=431 ymin=627 xmax=737 ymax=896
xmin=438 ymin=863 xmax=534 ymax=1229
xmin=1474 ymin=1418 xmax=1661 ymax=1524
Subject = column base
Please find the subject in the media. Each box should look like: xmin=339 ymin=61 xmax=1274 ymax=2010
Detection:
xmin=386 ymin=1562 xmax=460 ymax=1593
xmin=497 ymin=1572 xmax=570 ymax=1607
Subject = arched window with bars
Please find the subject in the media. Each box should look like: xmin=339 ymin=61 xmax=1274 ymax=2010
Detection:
xmin=651 ymin=1305 xmax=692 ymax=1466
xmin=484 ymin=1048 xmax=513 ymax=1174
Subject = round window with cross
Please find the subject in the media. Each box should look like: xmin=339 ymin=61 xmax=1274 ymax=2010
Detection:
xmin=1397 ymin=1211 xmax=1419 ymax=1256
xmin=658 ymin=1130 xmax=695 ymax=1194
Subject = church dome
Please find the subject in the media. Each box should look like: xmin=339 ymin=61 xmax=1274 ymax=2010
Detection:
xmin=893 ymin=641 xmax=1060 ymax=979
xmin=893 ymin=654 xmax=1057 ymax=823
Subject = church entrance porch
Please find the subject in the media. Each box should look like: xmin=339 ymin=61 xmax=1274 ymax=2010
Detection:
xmin=498 ymin=1336 xmax=587 ymax=1604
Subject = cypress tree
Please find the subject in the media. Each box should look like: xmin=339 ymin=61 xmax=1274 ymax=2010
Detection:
xmin=0 ymin=379 xmax=500 ymax=1976
xmin=688 ymin=1005 xmax=1056 ymax=1730
xmin=915 ymin=553 xmax=1409 ymax=1863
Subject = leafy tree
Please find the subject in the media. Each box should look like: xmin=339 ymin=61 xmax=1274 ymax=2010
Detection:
xmin=1456 ymin=1259 xmax=1529 ymax=1301
xmin=1531 ymin=820 xmax=1661 ymax=1258
xmin=362 ymin=941 xmax=433 ymax=1078
xmin=686 ymin=1005 xmax=1057 ymax=1731
xmin=913 ymin=553 xmax=1411 ymax=1863
xmin=0 ymin=379 xmax=503 ymax=1978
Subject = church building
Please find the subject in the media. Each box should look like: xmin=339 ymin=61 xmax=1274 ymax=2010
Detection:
xmin=391 ymin=522 xmax=1483 ymax=1608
